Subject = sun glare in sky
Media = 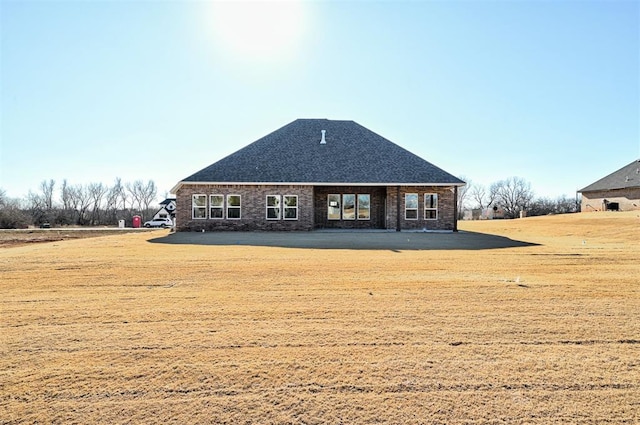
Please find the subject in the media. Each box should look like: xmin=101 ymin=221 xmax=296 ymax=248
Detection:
xmin=208 ymin=1 xmax=308 ymax=63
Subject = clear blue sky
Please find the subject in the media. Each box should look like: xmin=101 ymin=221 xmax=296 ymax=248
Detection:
xmin=1 ymin=0 xmax=638 ymax=203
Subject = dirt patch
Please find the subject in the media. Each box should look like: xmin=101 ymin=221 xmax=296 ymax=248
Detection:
xmin=0 ymin=228 xmax=154 ymax=248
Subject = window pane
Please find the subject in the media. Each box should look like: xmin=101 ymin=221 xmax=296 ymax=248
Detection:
xmin=328 ymin=194 xmax=340 ymax=220
xmin=284 ymin=196 xmax=297 ymax=207
xmin=358 ymin=194 xmax=370 ymax=220
xmin=343 ymin=194 xmax=355 ymax=220
xmin=406 ymin=209 xmax=418 ymax=220
xmin=425 ymin=194 xmax=437 ymax=209
xmin=425 ymin=210 xmax=437 ymax=220
xmin=193 ymin=195 xmax=206 ymax=207
xmin=227 ymin=208 xmax=241 ymax=219
xmin=211 ymin=208 xmax=223 ymax=219
xmin=405 ymin=193 xmax=418 ymax=209
xmin=267 ymin=195 xmax=280 ymax=207
xmin=267 ymin=208 xmax=279 ymax=219
xmin=284 ymin=208 xmax=297 ymax=219
xmin=210 ymin=195 xmax=224 ymax=207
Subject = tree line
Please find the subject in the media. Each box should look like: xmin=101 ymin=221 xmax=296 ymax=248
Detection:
xmin=457 ymin=176 xmax=580 ymax=219
xmin=0 ymin=178 xmax=159 ymax=229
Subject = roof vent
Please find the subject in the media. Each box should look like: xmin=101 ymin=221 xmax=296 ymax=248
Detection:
xmin=320 ymin=129 xmax=326 ymax=144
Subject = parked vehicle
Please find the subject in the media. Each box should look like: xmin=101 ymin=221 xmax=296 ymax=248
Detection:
xmin=143 ymin=218 xmax=173 ymax=228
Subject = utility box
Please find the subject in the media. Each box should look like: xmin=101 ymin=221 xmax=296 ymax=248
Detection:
xmin=132 ymin=215 xmax=141 ymax=228
xmin=118 ymin=219 xmax=125 ymax=229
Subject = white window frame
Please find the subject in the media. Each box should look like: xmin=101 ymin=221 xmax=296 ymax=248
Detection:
xmin=424 ymin=193 xmax=438 ymax=220
xmin=192 ymin=194 xmax=207 ymax=219
xmin=283 ymin=195 xmax=298 ymax=220
xmin=227 ymin=194 xmax=241 ymax=220
xmin=266 ymin=195 xmax=281 ymax=220
xmin=210 ymin=194 xmax=224 ymax=219
xmin=405 ymin=193 xmax=418 ymax=220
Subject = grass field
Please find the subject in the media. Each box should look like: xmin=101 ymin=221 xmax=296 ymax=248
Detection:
xmin=1 ymin=212 xmax=639 ymax=424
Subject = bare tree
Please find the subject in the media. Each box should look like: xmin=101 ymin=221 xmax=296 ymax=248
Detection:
xmin=58 ymin=179 xmax=75 ymax=225
xmin=0 ymin=189 xmax=29 ymax=228
xmin=469 ymin=183 xmax=498 ymax=210
xmin=138 ymin=180 xmax=157 ymax=220
xmin=26 ymin=190 xmax=46 ymax=224
xmin=456 ymin=176 xmax=471 ymax=218
xmin=88 ymin=182 xmax=108 ymax=225
xmin=105 ymin=178 xmax=126 ymax=224
xmin=470 ymin=184 xmax=486 ymax=209
xmin=126 ymin=181 xmax=143 ymax=213
xmin=40 ymin=179 xmax=56 ymax=211
xmin=68 ymin=184 xmax=92 ymax=225
xmin=528 ymin=195 xmax=579 ymax=216
xmin=492 ymin=177 xmax=534 ymax=218
xmin=127 ymin=179 xmax=157 ymax=220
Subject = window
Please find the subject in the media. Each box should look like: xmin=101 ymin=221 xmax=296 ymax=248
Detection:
xmin=210 ymin=195 xmax=224 ymax=219
xmin=266 ymin=195 xmax=281 ymax=220
xmin=405 ymin=193 xmax=418 ymax=220
xmin=328 ymin=194 xmax=341 ymax=220
xmin=192 ymin=194 xmax=207 ymax=219
xmin=343 ymin=194 xmax=356 ymax=220
xmin=283 ymin=195 xmax=298 ymax=220
xmin=358 ymin=194 xmax=370 ymax=220
xmin=227 ymin=195 xmax=241 ymax=219
xmin=424 ymin=193 xmax=438 ymax=220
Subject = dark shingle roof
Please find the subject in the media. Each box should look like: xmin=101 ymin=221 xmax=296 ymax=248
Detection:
xmin=179 ymin=119 xmax=464 ymax=186
xmin=579 ymin=159 xmax=640 ymax=192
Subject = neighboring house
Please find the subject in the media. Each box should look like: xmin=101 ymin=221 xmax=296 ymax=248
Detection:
xmin=578 ymin=159 xmax=640 ymax=212
xmin=152 ymin=198 xmax=176 ymax=221
xmin=463 ymin=207 xmax=506 ymax=220
xmin=171 ymin=119 xmax=465 ymax=231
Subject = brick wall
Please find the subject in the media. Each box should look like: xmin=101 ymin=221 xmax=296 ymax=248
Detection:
xmin=176 ymin=184 xmax=458 ymax=231
xmin=581 ymin=187 xmax=640 ymax=212
xmin=385 ymin=186 xmax=457 ymax=231
xmin=176 ymin=184 xmax=314 ymax=231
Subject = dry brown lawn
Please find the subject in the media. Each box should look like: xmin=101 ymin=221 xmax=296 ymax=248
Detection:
xmin=1 ymin=212 xmax=639 ymax=424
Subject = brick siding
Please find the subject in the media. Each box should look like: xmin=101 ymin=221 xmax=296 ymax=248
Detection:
xmin=176 ymin=184 xmax=458 ymax=231
xmin=581 ymin=187 xmax=640 ymax=212
xmin=385 ymin=186 xmax=456 ymax=231
xmin=176 ymin=185 xmax=314 ymax=231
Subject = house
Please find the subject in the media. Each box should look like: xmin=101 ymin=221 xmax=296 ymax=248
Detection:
xmin=152 ymin=198 xmax=176 ymax=221
xmin=463 ymin=207 xmax=506 ymax=220
xmin=578 ymin=159 xmax=640 ymax=211
xmin=171 ymin=119 xmax=465 ymax=231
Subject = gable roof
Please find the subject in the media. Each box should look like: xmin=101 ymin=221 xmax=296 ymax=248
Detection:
xmin=579 ymin=159 xmax=640 ymax=192
xmin=174 ymin=119 xmax=464 ymax=190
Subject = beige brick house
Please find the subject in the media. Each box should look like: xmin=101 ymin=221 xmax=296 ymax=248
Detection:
xmin=579 ymin=159 xmax=640 ymax=212
xmin=171 ymin=119 xmax=465 ymax=231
